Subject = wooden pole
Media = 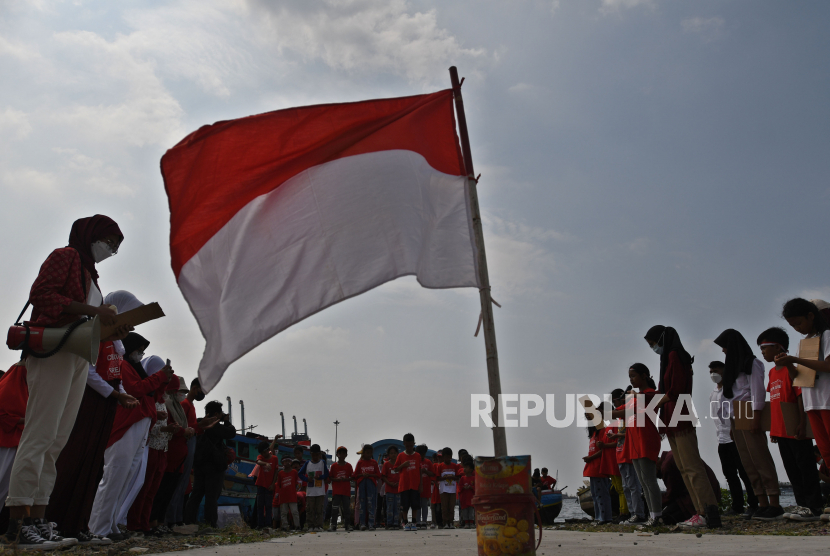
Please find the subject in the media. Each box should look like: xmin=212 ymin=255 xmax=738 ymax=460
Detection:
xmin=449 ymin=66 xmax=508 ymax=458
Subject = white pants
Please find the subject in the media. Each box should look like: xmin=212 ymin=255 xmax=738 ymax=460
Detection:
xmin=6 ymin=352 xmax=87 ymax=507
xmin=0 ymin=447 xmax=17 ymax=513
xmin=117 ymin=445 xmax=149 ymax=527
xmin=88 ymin=418 xmax=150 ymax=536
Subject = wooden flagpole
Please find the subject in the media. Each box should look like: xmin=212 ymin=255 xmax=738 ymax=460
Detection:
xmin=449 ymin=66 xmax=508 ymax=458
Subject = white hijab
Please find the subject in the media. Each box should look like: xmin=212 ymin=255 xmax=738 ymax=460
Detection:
xmin=142 ymin=355 xmax=166 ymax=376
xmin=104 ymin=290 xmax=144 ymax=314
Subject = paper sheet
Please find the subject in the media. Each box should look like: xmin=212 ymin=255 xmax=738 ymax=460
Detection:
xmin=793 ymin=337 xmax=819 ymax=388
xmin=101 ymin=302 xmax=165 ymax=339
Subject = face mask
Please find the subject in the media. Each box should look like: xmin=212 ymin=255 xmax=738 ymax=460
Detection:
xmin=90 ymin=241 xmax=115 ymax=263
xmin=130 ymin=351 xmax=144 ymax=363
xmin=652 ymin=344 xmax=663 ymax=355
xmin=177 ymin=393 xmax=187 ymax=403
xmin=710 ymin=373 xmax=722 ymax=384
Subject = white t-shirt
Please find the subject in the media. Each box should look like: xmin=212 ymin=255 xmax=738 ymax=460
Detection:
xmin=87 ymin=281 xmax=102 ymax=307
xmin=726 ymin=358 xmax=766 ymax=411
xmin=438 ymin=468 xmax=458 ymax=494
xmin=304 ymin=460 xmax=327 ymax=497
xmin=709 ymin=387 xmax=733 ymax=444
xmin=800 ymin=330 xmax=830 ymax=412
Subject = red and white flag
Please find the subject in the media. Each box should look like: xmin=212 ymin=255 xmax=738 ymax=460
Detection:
xmin=162 ymin=90 xmax=480 ymax=392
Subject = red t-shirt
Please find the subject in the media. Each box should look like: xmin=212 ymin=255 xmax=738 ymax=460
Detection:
xmin=354 ymin=458 xmax=380 ymax=488
xmin=94 ymin=341 xmax=122 ymax=381
xmin=394 ymin=451 xmax=422 ymax=492
xmin=256 ymin=454 xmax=279 ymax=488
xmin=433 ymin=462 xmax=463 ymax=493
xmin=540 ymin=476 xmax=556 ymax=489
xmin=625 ymin=388 xmax=662 ymax=463
xmin=583 ymin=431 xmax=605 ymax=478
xmin=419 ymin=460 xmax=434 ymax=498
xmin=768 ymin=366 xmax=801 ymax=439
xmin=458 ymin=474 xmax=475 ymax=508
xmin=329 ymin=462 xmax=353 ymax=496
xmin=599 ymin=427 xmax=620 ymax=477
xmin=277 ymin=469 xmax=299 ymax=503
xmin=382 ymin=460 xmax=401 ymax=494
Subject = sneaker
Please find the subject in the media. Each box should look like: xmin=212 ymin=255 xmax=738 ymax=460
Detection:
xmin=430 ymin=524 xmax=436 ymax=529
xmin=107 ymin=533 xmax=129 ymax=542
xmin=627 ymin=515 xmax=647 ymax=524
xmin=752 ymin=506 xmax=785 ymax=521
xmin=741 ymin=507 xmax=759 ymax=520
xmin=33 ymin=520 xmax=77 ymax=548
xmin=437 ymin=524 xmax=444 ymax=529
xmin=644 ymin=516 xmax=664 ymax=527
xmin=368 ymin=526 xmax=376 ymax=531
xmin=76 ymin=531 xmax=112 ymax=546
xmin=824 ymin=507 xmax=830 ymax=515
xmin=679 ymin=514 xmax=707 ymax=529
xmin=360 ymin=525 xmax=367 ymax=531
xmin=346 ymin=526 xmax=354 ymax=531
xmin=446 ymin=524 xmax=455 ymax=529
xmin=6 ymin=518 xmax=61 ymax=551
xmin=617 ymin=514 xmax=631 ymax=523
xmin=788 ymin=507 xmax=820 ymax=522
xmin=821 ymin=514 xmax=830 ymax=523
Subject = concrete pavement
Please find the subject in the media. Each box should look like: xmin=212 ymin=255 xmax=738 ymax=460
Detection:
xmin=182 ymin=528 xmax=830 ymax=555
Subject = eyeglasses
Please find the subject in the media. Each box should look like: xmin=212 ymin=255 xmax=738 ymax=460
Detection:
xmin=103 ymin=238 xmax=120 ymax=254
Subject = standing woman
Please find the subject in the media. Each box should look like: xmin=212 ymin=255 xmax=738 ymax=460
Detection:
xmin=644 ymin=326 xmax=721 ymax=529
xmin=611 ymin=364 xmax=662 ymax=525
xmin=5 ymin=215 xmax=128 ymax=549
xmin=714 ymin=329 xmax=782 ymax=520
xmin=776 ymin=299 xmax=830 ymax=490
xmin=582 ymin=422 xmax=611 ymax=524
xmin=47 ymin=292 xmax=142 ymax=543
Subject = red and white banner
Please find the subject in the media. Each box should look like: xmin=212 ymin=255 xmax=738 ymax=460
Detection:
xmin=162 ymin=90 xmax=480 ymax=392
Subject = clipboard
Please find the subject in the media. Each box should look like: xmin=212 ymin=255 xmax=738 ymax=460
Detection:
xmin=101 ymin=302 xmax=165 ymax=339
xmin=732 ymin=400 xmax=770 ymax=431
xmin=793 ymin=337 xmax=820 ymax=388
xmin=578 ymin=395 xmax=605 ymax=429
xmin=780 ymin=401 xmax=814 ymax=439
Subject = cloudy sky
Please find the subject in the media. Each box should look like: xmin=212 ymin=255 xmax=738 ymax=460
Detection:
xmin=1 ymin=0 xmax=828 ymax=494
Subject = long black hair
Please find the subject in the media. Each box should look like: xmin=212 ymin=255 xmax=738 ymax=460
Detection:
xmin=713 ymin=329 xmax=755 ymax=399
xmin=645 ymin=325 xmax=694 ymax=388
xmin=783 ymin=298 xmax=830 ymax=334
xmin=629 ymin=363 xmax=657 ymax=390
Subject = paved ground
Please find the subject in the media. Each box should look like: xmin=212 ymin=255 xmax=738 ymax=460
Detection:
xmin=183 ymin=528 xmax=830 ymax=556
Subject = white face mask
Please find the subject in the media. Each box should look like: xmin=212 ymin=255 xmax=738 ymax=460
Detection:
xmin=176 ymin=393 xmax=187 ymax=403
xmin=90 ymin=241 xmax=115 ymax=263
xmin=130 ymin=351 xmax=144 ymax=363
xmin=710 ymin=373 xmax=722 ymax=384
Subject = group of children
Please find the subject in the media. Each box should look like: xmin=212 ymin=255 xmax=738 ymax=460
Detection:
xmin=583 ymin=298 xmax=830 ymax=529
xmin=251 ymin=434 xmax=481 ymax=532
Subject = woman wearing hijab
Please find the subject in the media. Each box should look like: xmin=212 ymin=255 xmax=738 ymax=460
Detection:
xmin=644 ymin=325 xmax=721 ymax=529
xmin=714 ymin=329 xmax=782 ymax=520
xmin=88 ymin=334 xmax=173 ymax=540
xmin=165 ymin=378 xmax=206 ymax=528
xmin=5 ymin=215 xmax=131 ymax=549
xmin=46 ymin=292 xmax=142 ymax=544
xmin=126 ymin=356 xmax=182 ymax=536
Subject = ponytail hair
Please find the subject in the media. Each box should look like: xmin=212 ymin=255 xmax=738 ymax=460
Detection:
xmin=783 ymin=298 xmax=829 ymax=334
xmin=630 ymin=363 xmax=657 ymax=389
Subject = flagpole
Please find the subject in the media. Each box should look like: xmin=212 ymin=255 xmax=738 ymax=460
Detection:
xmin=449 ymin=66 xmax=508 ymax=458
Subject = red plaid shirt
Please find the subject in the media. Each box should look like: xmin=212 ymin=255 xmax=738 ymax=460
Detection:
xmin=28 ymin=247 xmax=92 ymax=327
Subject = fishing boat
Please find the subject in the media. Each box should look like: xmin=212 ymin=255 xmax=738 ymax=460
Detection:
xmin=576 ymin=483 xmax=594 ymax=518
xmin=538 ymin=489 xmax=563 ymax=524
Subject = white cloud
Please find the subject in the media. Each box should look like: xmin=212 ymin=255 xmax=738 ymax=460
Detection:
xmin=0 ymin=108 xmax=32 ymax=139
xmin=681 ymin=16 xmax=725 ymax=43
xmin=600 ymin=0 xmax=655 ymax=14
xmin=246 ymin=0 xmax=487 ymax=85
xmin=508 ymin=82 xmax=534 ymax=93
xmin=550 ymin=1 xmax=561 ymax=16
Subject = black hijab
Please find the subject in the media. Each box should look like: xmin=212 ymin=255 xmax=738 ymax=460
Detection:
xmin=122 ymin=332 xmax=150 ymax=380
xmin=645 ymin=325 xmax=694 ymax=388
xmin=713 ymin=329 xmax=755 ymax=399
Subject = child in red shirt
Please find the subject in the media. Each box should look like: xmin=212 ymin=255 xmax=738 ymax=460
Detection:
xmin=393 ymin=433 xmax=422 ymax=531
xmin=757 ymin=327 xmax=824 ymax=518
xmin=430 ymin=451 xmax=442 ymax=528
xmin=457 ymin=459 xmax=476 ymax=528
xmin=434 ymin=448 xmax=462 ymax=529
xmin=382 ymin=446 xmax=401 ymax=530
xmin=416 ymin=445 xmax=434 ymax=530
xmin=328 ymin=447 xmax=353 ymax=531
xmin=254 ymin=441 xmax=279 ymax=528
xmin=583 ymin=423 xmax=612 ymax=524
xmin=277 ymin=457 xmax=300 ymax=531
xmin=354 ymin=444 xmax=380 ymax=530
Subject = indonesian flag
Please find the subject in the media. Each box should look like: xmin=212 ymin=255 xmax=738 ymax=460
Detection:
xmin=162 ymin=90 xmax=481 ymax=392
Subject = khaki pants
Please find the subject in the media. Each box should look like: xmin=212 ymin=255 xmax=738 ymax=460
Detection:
xmin=7 ymin=352 xmax=88 ymax=506
xmin=732 ymin=427 xmax=779 ymax=496
xmin=306 ymin=495 xmax=325 ymax=529
xmin=281 ymin=502 xmax=300 ymax=529
xmin=667 ymin=430 xmax=717 ymax=514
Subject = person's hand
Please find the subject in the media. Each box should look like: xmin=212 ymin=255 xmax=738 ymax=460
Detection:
xmin=184 ymin=427 xmax=196 ymax=439
xmin=156 ymin=410 xmax=168 ymax=421
xmin=264 ymin=463 xmax=272 ymax=471
xmin=160 ymin=365 xmax=174 ymax=382
xmin=275 ymin=434 xmax=283 ymax=439
xmin=116 ymin=393 xmax=139 ymax=409
xmin=774 ymin=353 xmax=796 ymax=366
xmin=268 ymin=484 xmax=275 ymax=491
xmin=795 ymin=420 xmax=807 ymax=440
xmin=93 ymin=305 xmax=118 ymax=326
xmin=103 ymin=323 xmax=133 ymax=342
xmin=582 ymin=455 xmax=591 ymax=462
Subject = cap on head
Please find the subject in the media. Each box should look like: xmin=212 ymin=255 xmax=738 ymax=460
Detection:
xmin=336 ymin=446 xmax=347 ymax=455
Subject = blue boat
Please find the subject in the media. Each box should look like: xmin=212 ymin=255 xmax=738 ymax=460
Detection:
xmin=538 ymin=489 xmax=563 ymax=524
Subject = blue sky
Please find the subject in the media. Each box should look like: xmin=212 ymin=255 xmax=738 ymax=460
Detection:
xmin=1 ymin=0 xmax=828 ymax=494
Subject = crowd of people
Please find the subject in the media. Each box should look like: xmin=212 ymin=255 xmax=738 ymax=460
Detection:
xmin=0 ymin=215 xmax=244 ymax=551
xmin=582 ymin=301 xmax=830 ymax=529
